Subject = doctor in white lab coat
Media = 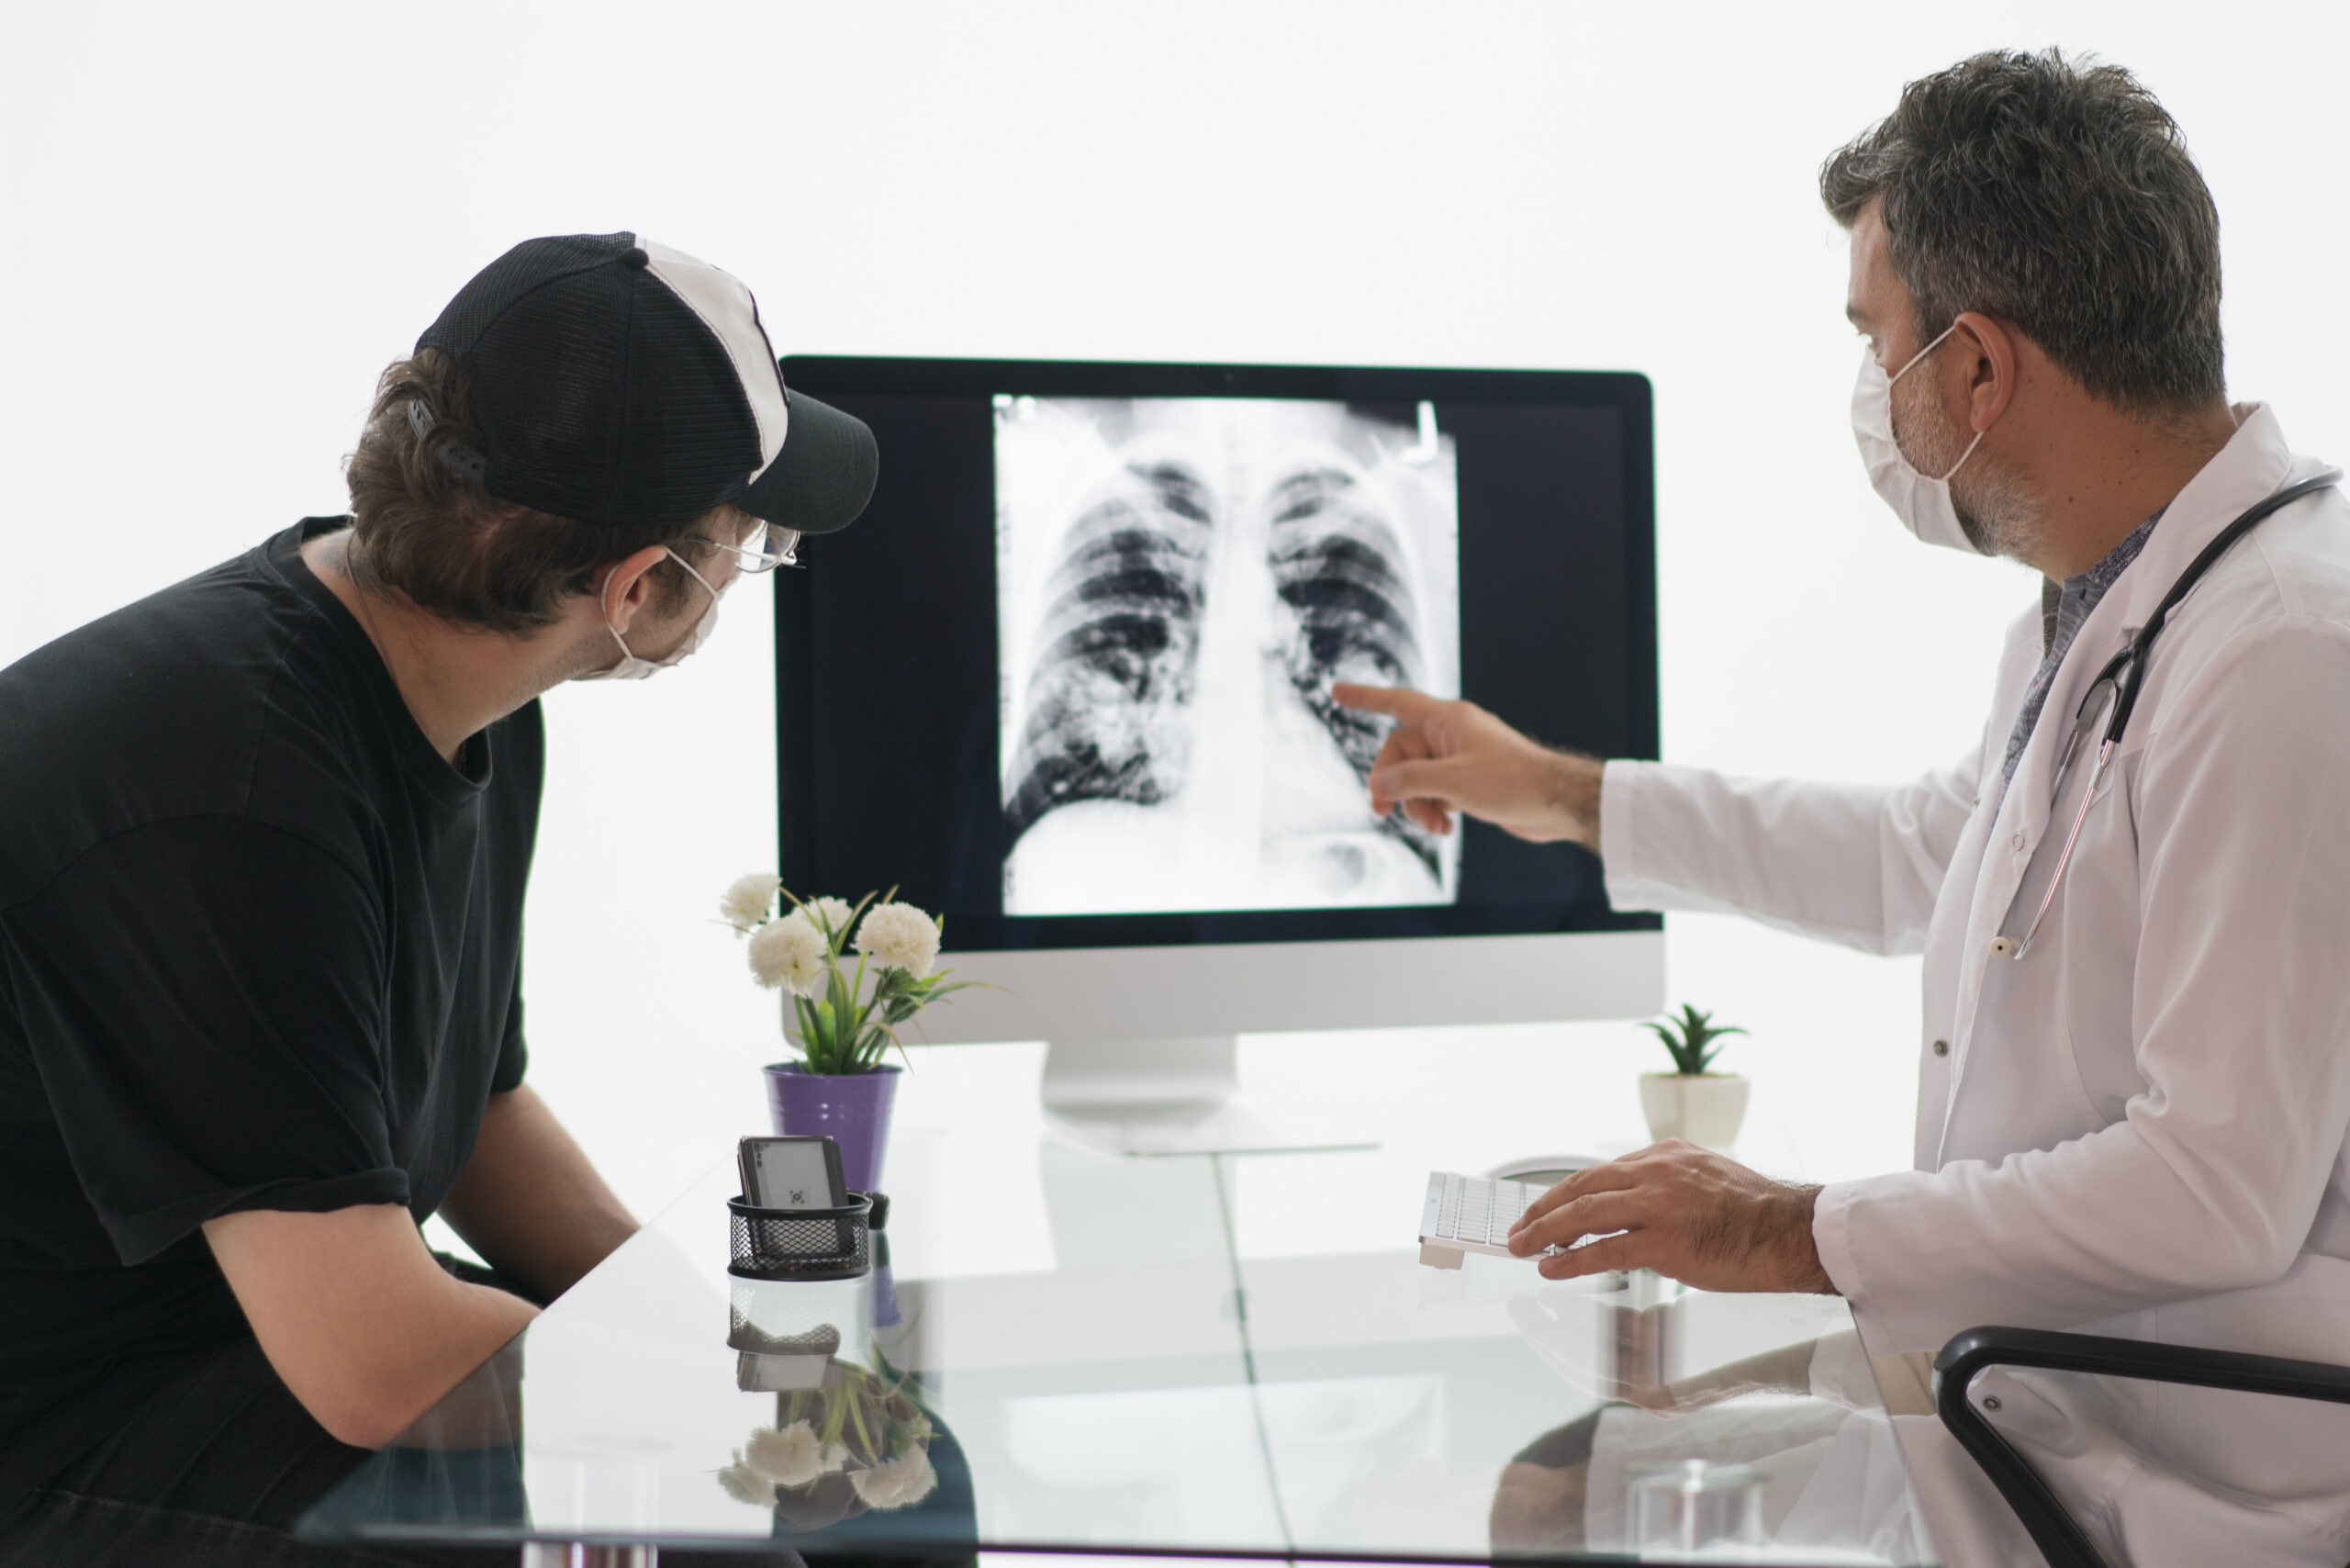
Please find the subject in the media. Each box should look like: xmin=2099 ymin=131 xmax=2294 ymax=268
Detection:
xmin=1340 ymin=50 xmax=2350 ymax=1568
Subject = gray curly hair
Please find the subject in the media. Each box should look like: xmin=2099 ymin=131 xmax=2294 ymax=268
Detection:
xmin=1821 ymin=49 xmax=2224 ymax=415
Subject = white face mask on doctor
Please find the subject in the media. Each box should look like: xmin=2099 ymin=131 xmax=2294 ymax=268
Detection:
xmin=1850 ymin=323 xmax=1988 ymax=554
xmin=573 ymin=549 xmax=723 ymax=682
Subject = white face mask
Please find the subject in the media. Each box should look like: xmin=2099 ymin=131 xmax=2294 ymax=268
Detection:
xmin=1851 ymin=325 xmax=1986 ymax=554
xmin=573 ymin=548 xmax=723 ymax=682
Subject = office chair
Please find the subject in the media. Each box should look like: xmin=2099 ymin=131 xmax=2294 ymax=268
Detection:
xmin=1933 ymin=1326 xmax=2350 ymax=1568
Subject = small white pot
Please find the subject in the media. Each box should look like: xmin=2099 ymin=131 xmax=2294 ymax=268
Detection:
xmin=1639 ymin=1073 xmax=1751 ymax=1148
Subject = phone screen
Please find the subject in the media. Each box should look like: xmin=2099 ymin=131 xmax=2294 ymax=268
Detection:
xmin=740 ymin=1137 xmax=843 ymax=1209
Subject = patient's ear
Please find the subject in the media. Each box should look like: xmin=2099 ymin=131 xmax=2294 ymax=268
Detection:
xmin=598 ymin=545 xmax=673 ymax=636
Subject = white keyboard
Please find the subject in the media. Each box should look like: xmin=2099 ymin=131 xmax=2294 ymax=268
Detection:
xmin=1418 ymin=1170 xmax=1561 ymax=1269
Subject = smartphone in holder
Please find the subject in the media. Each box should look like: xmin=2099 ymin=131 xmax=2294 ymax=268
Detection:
xmin=739 ymin=1136 xmax=848 ymax=1211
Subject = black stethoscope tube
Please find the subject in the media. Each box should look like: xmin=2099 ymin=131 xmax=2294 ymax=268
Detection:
xmin=2100 ymin=466 xmax=2344 ymax=745
xmin=1998 ymin=466 xmax=2344 ymax=961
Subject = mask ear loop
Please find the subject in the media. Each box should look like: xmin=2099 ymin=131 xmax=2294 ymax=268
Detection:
xmin=601 ymin=547 xmax=721 ymax=631
xmin=1935 ymin=429 xmax=1986 ymax=486
xmin=1886 ymin=323 xmax=1985 ymax=483
xmin=1886 ymin=323 xmax=1958 ymax=385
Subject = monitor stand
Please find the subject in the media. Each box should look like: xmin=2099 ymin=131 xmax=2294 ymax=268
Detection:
xmin=1039 ymin=1036 xmax=1380 ymax=1157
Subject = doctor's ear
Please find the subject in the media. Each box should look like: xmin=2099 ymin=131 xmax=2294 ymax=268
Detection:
xmin=1949 ymin=310 xmax=2020 ymax=433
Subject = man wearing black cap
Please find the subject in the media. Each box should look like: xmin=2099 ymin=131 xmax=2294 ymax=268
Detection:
xmin=0 ymin=234 xmax=878 ymax=1563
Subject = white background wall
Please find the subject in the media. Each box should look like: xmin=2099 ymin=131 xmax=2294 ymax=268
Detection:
xmin=6 ymin=2 xmax=2346 ymax=1221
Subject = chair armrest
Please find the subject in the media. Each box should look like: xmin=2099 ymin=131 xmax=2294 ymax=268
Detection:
xmin=1932 ymin=1326 xmax=2350 ymax=1568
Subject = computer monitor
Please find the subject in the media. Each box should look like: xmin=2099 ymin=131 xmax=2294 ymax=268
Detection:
xmin=776 ymin=357 xmax=1662 ymax=1153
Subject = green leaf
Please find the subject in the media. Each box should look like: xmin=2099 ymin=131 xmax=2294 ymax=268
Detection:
xmin=1640 ymin=1004 xmax=1748 ymax=1075
xmin=826 ymin=959 xmax=857 ymax=1040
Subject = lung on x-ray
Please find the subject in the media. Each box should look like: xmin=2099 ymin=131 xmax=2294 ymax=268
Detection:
xmin=995 ymin=395 xmax=1462 ymax=915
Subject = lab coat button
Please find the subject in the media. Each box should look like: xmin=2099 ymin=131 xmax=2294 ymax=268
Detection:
xmin=2010 ymin=832 xmax=2027 ymax=851
xmin=1982 ymin=1395 xmax=2002 ymax=1412
xmin=1932 ymin=1039 xmax=1950 ymax=1058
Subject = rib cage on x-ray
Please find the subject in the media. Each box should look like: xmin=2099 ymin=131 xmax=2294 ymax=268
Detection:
xmin=1264 ymin=465 xmax=1436 ymax=872
xmin=997 ymin=398 xmax=1460 ymax=915
xmin=1003 ymin=460 xmax=1212 ymax=840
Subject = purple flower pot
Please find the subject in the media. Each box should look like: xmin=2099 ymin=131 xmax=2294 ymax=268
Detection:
xmin=763 ymin=1062 xmax=901 ymax=1193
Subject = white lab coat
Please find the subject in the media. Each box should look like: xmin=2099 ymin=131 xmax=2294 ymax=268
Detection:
xmin=1597 ymin=404 xmax=2350 ymax=1566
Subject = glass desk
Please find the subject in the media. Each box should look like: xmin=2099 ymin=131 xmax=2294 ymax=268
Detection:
xmin=303 ymin=1134 xmax=1939 ymax=1564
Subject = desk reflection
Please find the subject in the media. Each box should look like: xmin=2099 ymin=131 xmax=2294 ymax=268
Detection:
xmin=307 ymin=1152 xmax=1947 ymax=1564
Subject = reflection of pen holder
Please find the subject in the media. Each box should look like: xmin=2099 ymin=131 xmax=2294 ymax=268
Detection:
xmin=730 ymin=1273 xmax=871 ymax=1394
xmin=730 ymin=1279 xmax=851 ymax=1354
xmin=727 ymin=1192 xmax=876 ymax=1282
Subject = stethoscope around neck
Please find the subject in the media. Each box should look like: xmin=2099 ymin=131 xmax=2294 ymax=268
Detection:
xmin=1992 ymin=465 xmax=2344 ymax=961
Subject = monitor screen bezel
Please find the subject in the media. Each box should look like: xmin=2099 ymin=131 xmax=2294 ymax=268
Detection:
xmin=774 ymin=354 xmax=1660 ymax=953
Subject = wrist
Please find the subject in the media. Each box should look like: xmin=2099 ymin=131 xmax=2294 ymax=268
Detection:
xmin=1774 ymin=1182 xmax=1835 ymax=1295
xmin=1545 ymin=750 xmax=1604 ymax=847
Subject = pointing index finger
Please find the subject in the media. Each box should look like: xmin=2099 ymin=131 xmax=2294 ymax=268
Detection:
xmin=1330 ymin=682 xmax=1433 ymax=720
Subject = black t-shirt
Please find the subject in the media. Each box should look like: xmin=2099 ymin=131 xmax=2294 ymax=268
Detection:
xmin=0 ymin=519 xmax=539 ymax=1439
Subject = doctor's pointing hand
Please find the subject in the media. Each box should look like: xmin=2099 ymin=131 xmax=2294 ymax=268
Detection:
xmin=1340 ymin=49 xmax=2350 ymax=1568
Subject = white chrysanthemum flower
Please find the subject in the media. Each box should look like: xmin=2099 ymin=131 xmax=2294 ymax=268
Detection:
xmin=820 ymin=1440 xmax=852 ymax=1474
xmin=854 ymin=902 xmax=940 ymax=978
xmin=744 ymin=1421 xmax=825 ymax=1488
xmin=850 ymin=1445 xmax=937 ymax=1510
xmin=747 ymin=913 xmax=829 ymax=998
xmin=718 ymin=1453 xmax=777 ymax=1507
xmin=720 ymin=872 xmax=780 ymax=932
xmin=806 ymin=896 xmax=855 ymax=939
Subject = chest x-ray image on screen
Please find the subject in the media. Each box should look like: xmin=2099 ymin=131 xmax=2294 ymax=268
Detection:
xmin=994 ymin=395 xmax=1461 ymax=916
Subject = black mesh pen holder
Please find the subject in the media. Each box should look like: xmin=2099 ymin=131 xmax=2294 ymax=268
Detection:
xmin=727 ymin=1193 xmax=874 ymax=1282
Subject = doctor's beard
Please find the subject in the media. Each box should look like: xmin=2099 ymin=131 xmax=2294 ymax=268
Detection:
xmin=1889 ymin=365 xmax=2047 ymax=562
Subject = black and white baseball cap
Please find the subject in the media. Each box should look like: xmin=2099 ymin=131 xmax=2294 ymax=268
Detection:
xmin=417 ymin=232 xmax=877 ymax=534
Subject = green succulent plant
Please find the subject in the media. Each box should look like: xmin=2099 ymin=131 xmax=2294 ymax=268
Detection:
xmin=1641 ymin=1004 xmax=1749 ymax=1077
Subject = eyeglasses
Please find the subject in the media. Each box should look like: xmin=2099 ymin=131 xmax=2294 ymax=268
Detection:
xmin=688 ymin=521 xmax=802 ymax=574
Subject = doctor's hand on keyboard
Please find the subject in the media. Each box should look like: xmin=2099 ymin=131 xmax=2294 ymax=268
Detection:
xmin=1494 ymin=1141 xmax=1835 ymax=1295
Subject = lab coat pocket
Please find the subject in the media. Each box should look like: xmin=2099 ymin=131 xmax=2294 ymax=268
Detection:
xmin=1978 ymin=1366 xmax=2155 ymax=1536
xmin=1969 ymin=1367 xmax=2090 ymax=1455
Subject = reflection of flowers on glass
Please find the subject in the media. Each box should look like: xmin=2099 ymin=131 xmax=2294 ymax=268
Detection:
xmin=850 ymin=1444 xmax=937 ymax=1509
xmin=716 ymin=1361 xmax=938 ymax=1525
xmin=745 ymin=1421 xmax=834 ymax=1487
